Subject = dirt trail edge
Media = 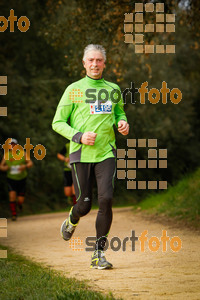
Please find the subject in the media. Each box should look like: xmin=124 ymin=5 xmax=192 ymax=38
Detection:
xmin=1 ymin=207 xmax=200 ymax=300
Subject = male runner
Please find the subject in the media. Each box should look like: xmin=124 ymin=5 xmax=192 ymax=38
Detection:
xmin=57 ymin=142 xmax=76 ymax=205
xmin=52 ymin=44 xmax=129 ymax=269
xmin=0 ymin=138 xmax=33 ymax=220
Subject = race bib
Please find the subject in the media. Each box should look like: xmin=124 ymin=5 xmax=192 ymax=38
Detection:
xmin=90 ymin=101 xmax=112 ymax=114
xmin=10 ymin=165 xmax=21 ymax=175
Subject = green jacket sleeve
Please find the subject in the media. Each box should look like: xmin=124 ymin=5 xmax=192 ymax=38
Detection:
xmin=114 ymin=86 xmax=128 ymax=126
xmin=52 ymin=87 xmax=83 ymax=143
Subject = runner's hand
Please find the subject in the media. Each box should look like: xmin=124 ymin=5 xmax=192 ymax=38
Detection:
xmin=118 ymin=120 xmax=129 ymax=135
xmin=19 ymin=164 xmax=26 ymax=171
xmin=81 ymin=132 xmax=97 ymax=145
xmin=0 ymin=165 xmax=9 ymax=171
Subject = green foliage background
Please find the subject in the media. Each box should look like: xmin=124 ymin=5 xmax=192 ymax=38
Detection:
xmin=0 ymin=0 xmax=200 ymax=217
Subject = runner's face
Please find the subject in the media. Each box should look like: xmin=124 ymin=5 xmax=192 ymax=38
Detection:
xmin=83 ymin=50 xmax=105 ymax=79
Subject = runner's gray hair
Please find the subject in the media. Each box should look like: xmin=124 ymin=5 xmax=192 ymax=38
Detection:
xmin=83 ymin=44 xmax=106 ymax=62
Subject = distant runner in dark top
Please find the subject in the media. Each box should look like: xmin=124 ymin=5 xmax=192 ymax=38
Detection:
xmin=57 ymin=142 xmax=76 ymax=205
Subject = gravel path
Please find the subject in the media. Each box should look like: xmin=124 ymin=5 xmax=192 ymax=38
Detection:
xmin=1 ymin=207 xmax=200 ymax=299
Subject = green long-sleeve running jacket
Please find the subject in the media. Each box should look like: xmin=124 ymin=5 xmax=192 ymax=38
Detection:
xmin=52 ymin=76 xmax=127 ymax=163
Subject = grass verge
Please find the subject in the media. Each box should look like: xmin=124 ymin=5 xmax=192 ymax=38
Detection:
xmin=136 ymin=168 xmax=200 ymax=229
xmin=0 ymin=245 xmax=118 ymax=300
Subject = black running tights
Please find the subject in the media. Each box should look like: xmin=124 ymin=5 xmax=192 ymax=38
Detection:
xmin=71 ymin=158 xmax=116 ymax=250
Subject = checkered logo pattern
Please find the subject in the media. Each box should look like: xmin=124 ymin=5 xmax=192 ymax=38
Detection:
xmin=117 ymin=139 xmax=167 ymax=189
xmin=69 ymin=89 xmax=84 ymax=103
xmin=0 ymin=76 xmax=7 ymax=116
xmin=0 ymin=218 xmax=7 ymax=258
xmin=124 ymin=3 xmax=175 ymax=54
xmin=69 ymin=237 xmax=84 ymax=251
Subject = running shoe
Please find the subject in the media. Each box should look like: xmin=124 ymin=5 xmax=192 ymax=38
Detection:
xmin=11 ymin=215 xmax=17 ymax=221
xmin=60 ymin=216 xmax=78 ymax=241
xmin=90 ymin=250 xmax=113 ymax=270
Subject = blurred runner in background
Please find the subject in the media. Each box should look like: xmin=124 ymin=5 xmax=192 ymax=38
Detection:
xmin=0 ymin=138 xmax=33 ymax=220
xmin=57 ymin=142 xmax=76 ymax=206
